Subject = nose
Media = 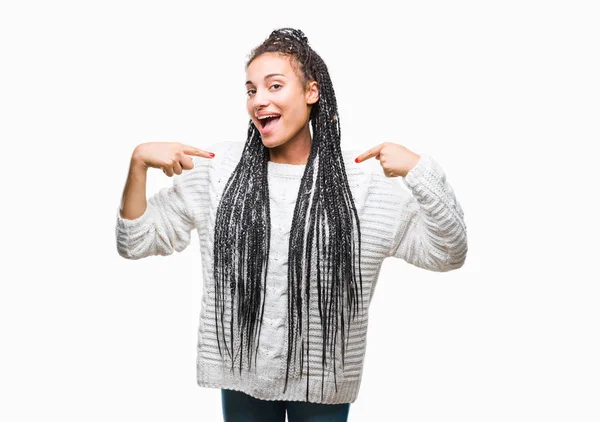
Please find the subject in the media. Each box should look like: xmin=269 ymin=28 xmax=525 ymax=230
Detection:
xmin=252 ymin=90 xmax=270 ymax=112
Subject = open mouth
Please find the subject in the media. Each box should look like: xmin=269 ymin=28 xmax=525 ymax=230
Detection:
xmin=258 ymin=115 xmax=281 ymax=130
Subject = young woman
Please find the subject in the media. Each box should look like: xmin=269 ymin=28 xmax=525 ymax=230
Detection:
xmin=116 ymin=28 xmax=468 ymax=422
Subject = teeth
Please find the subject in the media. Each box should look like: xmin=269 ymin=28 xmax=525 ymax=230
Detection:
xmin=258 ymin=115 xmax=279 ymax=119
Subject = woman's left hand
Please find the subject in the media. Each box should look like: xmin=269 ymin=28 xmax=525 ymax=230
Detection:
xmin=354 ymin=142 xmax=421 ymax=178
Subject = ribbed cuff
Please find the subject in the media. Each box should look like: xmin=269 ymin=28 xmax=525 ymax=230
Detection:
xmin=115 ymin=204 xmax=154 ymax=234
xmin=402 ymin=153 xmax=447 ymax=199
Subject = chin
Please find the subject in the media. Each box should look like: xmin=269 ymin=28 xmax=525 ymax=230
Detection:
xmin=260 ymin=137 xmax=287 ymax=149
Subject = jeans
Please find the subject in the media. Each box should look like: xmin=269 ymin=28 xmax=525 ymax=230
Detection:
xmin=221 ymin=388 xmax=351 ymax=422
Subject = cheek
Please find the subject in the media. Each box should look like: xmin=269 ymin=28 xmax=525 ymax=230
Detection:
xmin=286 ymin=99 xmax=306 ymax=123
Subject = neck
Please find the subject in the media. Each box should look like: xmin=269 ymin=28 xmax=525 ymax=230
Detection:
xmin=268 ymin=122 xmax=312 ymax=164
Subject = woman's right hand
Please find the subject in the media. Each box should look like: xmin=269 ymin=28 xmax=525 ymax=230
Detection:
xmin=132 ymin=142 xmax=215 ymax=177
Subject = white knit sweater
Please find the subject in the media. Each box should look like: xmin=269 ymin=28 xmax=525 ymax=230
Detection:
xmin=115 ymin=140 xmax=468 ymax=404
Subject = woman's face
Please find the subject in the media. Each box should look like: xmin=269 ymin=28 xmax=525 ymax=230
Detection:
xmin=246 ymin=52 xmax=318 ymax=149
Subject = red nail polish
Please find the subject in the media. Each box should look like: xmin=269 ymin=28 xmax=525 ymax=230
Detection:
xmin=209 ymin=153 xmax=215 ymax=157
xmin=355 ymin=157 xmax=359 ymax=163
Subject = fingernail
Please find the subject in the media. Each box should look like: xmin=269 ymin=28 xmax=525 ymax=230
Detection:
xmin=209 ymin=153 xmax=215 ymax=157
xmin=354 ymin=157 xmax=359 ymax=163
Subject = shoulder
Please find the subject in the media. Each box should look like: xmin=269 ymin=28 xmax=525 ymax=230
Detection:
xmin=199 ymin=140 xmax=244 ymax=161
xmin=189 ymin=140 xmax=245 ymax=170
xmin=340 ymin=147 xmax=381 ymax=181
xmin=172 ymin=141 xmax=245 ymax=190
xmin=341 ymin=147 xmax=414 ymax=205
xmin=338 ymin=148 xmax=383 ymax=216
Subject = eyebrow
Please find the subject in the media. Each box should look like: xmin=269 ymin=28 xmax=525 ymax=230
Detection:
xmin=245 ymin=73 xmax=286 ymax=86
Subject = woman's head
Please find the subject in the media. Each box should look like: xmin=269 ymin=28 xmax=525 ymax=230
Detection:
xmin=245 ymin=52 xmax=318 ymax=149
xmin=244 ymin=28 xmax=336 ymax=151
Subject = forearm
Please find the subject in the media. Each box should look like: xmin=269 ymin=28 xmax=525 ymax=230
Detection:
xmin=390 ymin=154 xmax=468 ymax=271
xmin=119 ymin=152 xmax=148 ymax=220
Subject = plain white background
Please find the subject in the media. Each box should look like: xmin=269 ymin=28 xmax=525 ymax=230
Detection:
xmin=1 ymin=0 xmax=598 ymax=420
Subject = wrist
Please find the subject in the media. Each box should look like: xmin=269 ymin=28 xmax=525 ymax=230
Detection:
xmin=131 ymin=147 xmax=148 ymax=172
xmin=405 ymin=153 xmax=421 ymax=176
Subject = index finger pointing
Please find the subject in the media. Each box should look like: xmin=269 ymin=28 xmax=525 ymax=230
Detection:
xmin=182 ymin=144 xmax=215 ymax=158
xmin=355 ymin=143 xmax=384 ymax=163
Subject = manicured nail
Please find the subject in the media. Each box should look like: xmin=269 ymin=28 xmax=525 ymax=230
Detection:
xmin=209 ymin=152 xmax=215 ymax=157
xmin=354 ymin=157 xmax=359 ymax=163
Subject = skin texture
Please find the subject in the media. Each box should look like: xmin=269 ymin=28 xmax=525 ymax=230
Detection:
xmin=245 ymin=52 xmax=319 ymax=164
xmin=119 ymin=143 xmax=214 ymax=220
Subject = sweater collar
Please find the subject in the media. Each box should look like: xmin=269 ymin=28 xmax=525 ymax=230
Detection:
xmin=267 ymin=160 xmax=307 ymax=178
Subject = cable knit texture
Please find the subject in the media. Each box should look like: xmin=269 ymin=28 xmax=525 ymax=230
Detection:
xmin=115 ymin=140 xmax=468 ymax=404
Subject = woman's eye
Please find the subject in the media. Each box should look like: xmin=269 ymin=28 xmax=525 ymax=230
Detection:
xmin=246 ymin=85 xmax=280 ymax=97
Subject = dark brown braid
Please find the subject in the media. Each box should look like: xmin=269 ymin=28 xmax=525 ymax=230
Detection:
xmin=212 ymin=27 xmax=365 ymax=401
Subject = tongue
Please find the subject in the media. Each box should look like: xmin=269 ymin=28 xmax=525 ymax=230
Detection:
xmin=264 ymin=116 xmax=280 ymax=129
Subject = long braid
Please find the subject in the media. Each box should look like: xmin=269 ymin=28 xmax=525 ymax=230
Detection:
xmin=213 ymin=28 xmax=365 ymax=401
xmin=213 ymin=123 xmax=268 ymax=373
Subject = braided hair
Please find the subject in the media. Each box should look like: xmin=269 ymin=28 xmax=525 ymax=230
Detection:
xmin=212 ymin=28 xmax=365 ymax=401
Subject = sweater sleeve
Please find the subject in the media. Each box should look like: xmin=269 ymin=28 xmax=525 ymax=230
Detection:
xmin=115 ymin=164 xmax=200 ymax=260
xmin=387 ymin=153 xmax=468 ymax=271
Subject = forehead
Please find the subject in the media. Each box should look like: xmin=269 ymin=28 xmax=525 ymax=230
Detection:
xmin=246 ymin=52 xmax=298 ymax=81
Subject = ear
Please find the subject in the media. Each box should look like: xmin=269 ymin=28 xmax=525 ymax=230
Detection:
xmin=305 ymin=80 xmax=319 ymax=105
